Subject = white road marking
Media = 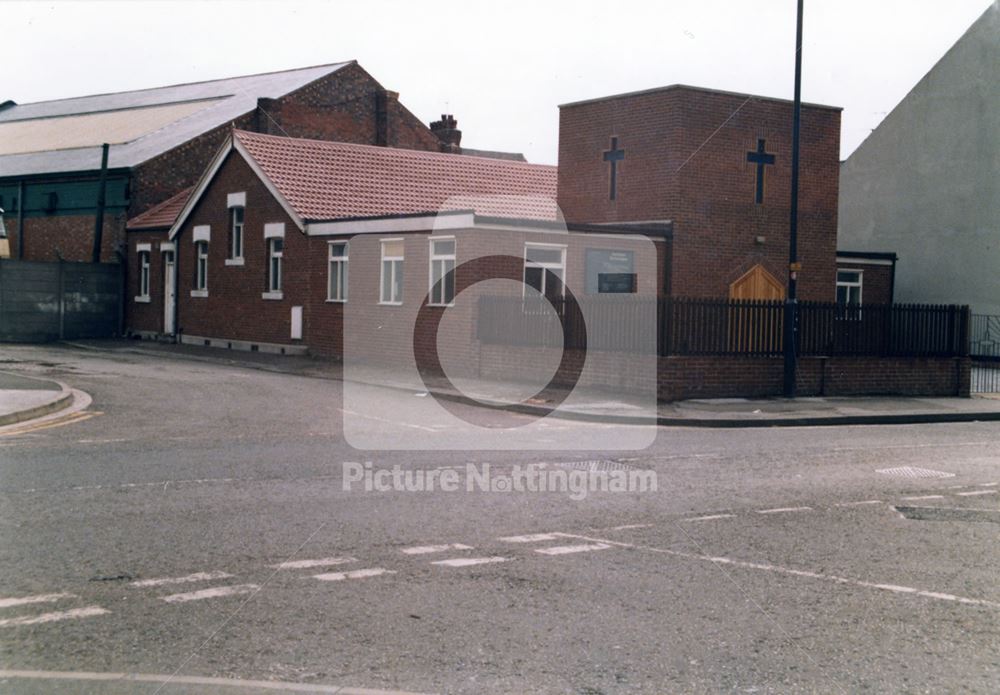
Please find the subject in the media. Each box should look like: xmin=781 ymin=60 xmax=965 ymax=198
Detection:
xmin=876 ymin=466 xmax=955 ymax=479
xmin=400 ymin=544 xmax=473 ymax=555
xmin=606 ymin=523 xmax=653 ymax=531
xmin=684 ymin=513 xmax=736 ymax=522
xmin=0 ymin=669 xmax=433 ymax=694
xmin=833 ymin=500 xmax=884 ymax=507
xmin=0 ymin=592 xmax=75 ymax=609
xmin=339 ymin=408 xmax=439 ymax=432
xmin=979 ymin=482 xmax=999 ymax=487
xmin=131 ymin=571 xmax=232 ymax=588
xmin=0 ymin=606 xmax=109 ymax=627
xmin=431 ymin=557 xmax=510 ymax=567
xmin=312 ymin=568 xmax=396 ymax=581
xmin=902 ymin=495 xmax=945 ymax=501
xmin=957 ymin=489 xmax=998 ymax=497
xmin=498 ymin=533 xmax=560 ymax=543
xmin=556 ymin=531 xmax=1000 ymax=610
xmin=535 ymin=543 xmax=611 ymax=555
xmin=756 ymin=506 xmax=813 ymax=514
xmin=160 ymin=584 xmax=260 ymax=604
xmin=271 ymin=557 xmax=356 ymax=570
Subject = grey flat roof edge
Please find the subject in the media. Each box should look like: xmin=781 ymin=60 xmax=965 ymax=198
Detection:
xmin=559 ymin=83 xmax=842 ymax=112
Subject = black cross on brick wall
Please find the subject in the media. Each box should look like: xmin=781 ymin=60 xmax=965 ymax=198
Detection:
xmin=603 ymin=137 xmax=625 ymax=201
xmin=746 ymin=139 xmax=776 ymax=204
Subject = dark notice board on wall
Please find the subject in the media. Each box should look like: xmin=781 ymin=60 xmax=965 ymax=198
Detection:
xmin=585 ymin=249 xmax=636 ymax=294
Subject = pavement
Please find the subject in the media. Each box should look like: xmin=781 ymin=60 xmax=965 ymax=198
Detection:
xmin=0 ymin=370 xmax=74 ymax=427
xmin=3 ymin=337 xmax=1000 ymax=428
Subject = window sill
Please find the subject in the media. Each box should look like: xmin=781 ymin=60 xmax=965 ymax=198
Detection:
xmin=326 ymin=298 xmax=347 ymax=304
xmin=134 ymin=295 xmax=151 ymax=304
xmin=426 ymin=302 xmax=455 ymax=308
xmin=378 ymin=301 xmax=403 ymax=306
xmin=262 ymin=291 xmax=284 ymax=300
xmin=225 ymin=258 xmax=245 ymax=266
xmin=190 ymin=290 xmax=209 ymax=298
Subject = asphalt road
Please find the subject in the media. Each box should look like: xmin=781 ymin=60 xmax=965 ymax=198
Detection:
xmin=1 ymin=343 xmax=998 ymax=694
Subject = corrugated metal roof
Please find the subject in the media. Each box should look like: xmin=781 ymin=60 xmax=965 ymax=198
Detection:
xmin=0 ymin=62 xmax=352 ymax=177
xmin=233 ymin=130 xmax=559 ymax=222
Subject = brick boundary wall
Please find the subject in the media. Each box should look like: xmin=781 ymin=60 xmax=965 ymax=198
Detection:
xmin=476 ymin=344 xmax=971 ymax=401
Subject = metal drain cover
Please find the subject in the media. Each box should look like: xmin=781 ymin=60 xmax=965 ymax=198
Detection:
xmin=876 ymin=466 xmax=955 ymax=479
xmin=555 ymin=459 xmax=640 ymax=473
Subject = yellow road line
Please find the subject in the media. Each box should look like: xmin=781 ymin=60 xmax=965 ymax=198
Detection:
xmin=0 ymin=411 xmax=103 ymax=437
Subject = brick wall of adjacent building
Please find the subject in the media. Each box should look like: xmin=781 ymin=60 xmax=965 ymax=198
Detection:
xmin=125 ymin=229 xmax=170 ymax=335
xmin=558 ymin=87 xmax=841 ymax=302
xmin=4 ymin=213 xmax=126 ymax=263
xmin=837 ymin=260 xmax=894 ymax=306
xmin=173 ymin=152 xmax=309 ymax=346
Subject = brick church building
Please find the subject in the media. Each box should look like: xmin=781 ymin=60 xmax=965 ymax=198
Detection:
xmin=4 ymin=61 xmax=959 ymax=399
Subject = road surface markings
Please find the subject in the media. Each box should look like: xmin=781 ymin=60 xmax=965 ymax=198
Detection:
xmin=339 ymin=408 xmax=440 ymax=433
xmin=756 ymin=506 xmax=813 ymax=514
xmin=312 ymin=568 xmax=396 ymax=582
xmin=957 ymin=489 xmax=998 ymax=497
xmin=875 ymin=466 xmax=955 ymax=479
xmin=980 ymin=482 xmax=999 ymax=487
xmin=0 ymin=411 xmax=102 ymax=437
xmin=431 ymin=557 xmax=510 ymax=568
xmin=0 ymin=592 xmax=76 ymax=609
xmin=0 ymin=669 xmax=434 ymax=694
xmin=684 ymin=513 xmax=736 ymax=522
xmin=901 ymin=495 xmax=945 ymax=501
xmin=602 ymin=523 xmax=653 ymax=531
xmin=833 ymin=500 xmax=884 ymax=507
xmin=400 ymin=544 xmax=473 ymax=555
xmin=535 ymin=543 xmax=611 ymax=555
xmin=131 ymin=571 xmax=232 ymax=588
xmin=498 ymin=533 xmax=560 ymax=543
xmin=160 ymin=584 xmax=260 ymax=604
xmin=271 ymin=557 xmax=356 ymax=570
xmin=555 ymin=531 xmax=1000 ymax=610
xmin=0 ymin=606 xmax=109 ymax=627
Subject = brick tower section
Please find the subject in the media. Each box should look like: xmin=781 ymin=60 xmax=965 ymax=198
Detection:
xmin=557 ymin=86 xmax=841 ymax=301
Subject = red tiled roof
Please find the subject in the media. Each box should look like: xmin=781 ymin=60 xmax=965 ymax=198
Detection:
xmin=127 ymin=187 xmax=194 ymax=230
xmin=233 ymin=130 xmax=559 ymax=222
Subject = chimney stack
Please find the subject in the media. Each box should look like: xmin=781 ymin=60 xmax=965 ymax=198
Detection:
xmin=375 ymin=90 xmax=398 ymax=146
xmin=431 ymin=114 xmax=462 ymax=153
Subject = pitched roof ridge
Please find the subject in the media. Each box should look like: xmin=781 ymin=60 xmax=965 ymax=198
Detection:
xmin=233 ymin=129 xmax=556 ymax=169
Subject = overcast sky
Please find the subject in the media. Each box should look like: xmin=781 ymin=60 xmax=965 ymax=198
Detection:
xmin=5 ymin=0 xmax=994 ymax=164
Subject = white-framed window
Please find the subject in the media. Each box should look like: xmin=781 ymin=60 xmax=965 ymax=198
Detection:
xmin=836 ymin=270 xmax=863 ymax=306
xmin=380 ymin=238 xmax=404 ymax=305
xmin=524 ymin=243 xmax=566 ymax=300
xmin=267 ymin=237 xmax=283 ymax=292
xmin=136 ymin=249 xmax=151 ymax=301
xmin=194 ymin=241 xmax=208 ymax=293
xmin=327 ymin=241 xmax=348 ymax=302
xmin=428 ymin=237 xmax=456 ymax=306
xmin=228 ymin=206 xmax=244 ymax=262
xmin=836 ymin=269 xmax=863 ymax=319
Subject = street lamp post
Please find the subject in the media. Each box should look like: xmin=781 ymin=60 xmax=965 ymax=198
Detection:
xmin=784 ymin=0 xmax=804 ymax=397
